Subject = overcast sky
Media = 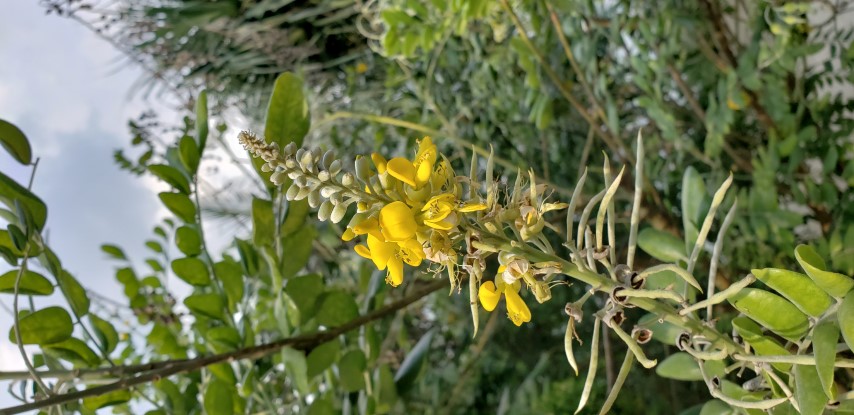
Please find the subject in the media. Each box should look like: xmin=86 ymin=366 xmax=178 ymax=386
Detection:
xmin=0 ymin=2 xmax=229 ymax=410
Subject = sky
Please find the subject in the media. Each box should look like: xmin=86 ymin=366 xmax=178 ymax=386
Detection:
xmin=0 ymin=2 xmax=248 ymax=410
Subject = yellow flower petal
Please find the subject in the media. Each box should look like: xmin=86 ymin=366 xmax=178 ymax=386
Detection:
xmin=380 ymin=201 xmax=417 ymax=242
xmin=386 ymin=257 xmax=404 ymax=287
xmin=504 ymin=287 xmax=531 ymax=326
xmin=399 ymin=239 xmax=425 ymax=266
xmin=367 ymin=234 xmax=396 ymax=270
xmin=354 ymin=244 xmax=371 ymax=259
xmin=386 ymin=158 xmax=417 ymax=187
xmin=371 ymin=153 xmax=387 ymax=174
xmin=478 ymin=281 xmax=501 ymax=312
xmin=341 ymin=228 xmax=356 ymax=241
xmin=457 ymin=202 xmax=487 ymax=212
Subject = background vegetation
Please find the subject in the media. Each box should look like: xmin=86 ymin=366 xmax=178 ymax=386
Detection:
xmin=1 ymin=0 xmax=853 ymax=413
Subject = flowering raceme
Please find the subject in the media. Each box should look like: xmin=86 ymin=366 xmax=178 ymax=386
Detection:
xmin=239 ymin=132 xmax=557 ymax=327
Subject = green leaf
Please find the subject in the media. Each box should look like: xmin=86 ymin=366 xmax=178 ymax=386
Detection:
xmin=171 ymin=257 xmax=211 ymax=286
xmin=0 ymin=229 xmax=24 ymax=257
xmin=178 ymin=136 xmax=200 ymax=174
xmin=0 ymin=269 xmax=54 ymax=295
xmin=282 ymin=346 xmax=309 ymax=394
xmin=195 ymin=90 xmax=209 ymax=151
xmin=82 ymin=390 xmax=131 ymax=411
xmin=338 ymin=349 xmax=367 ymax=392
xmin=394 ymin=329 xmax=435 ymax=394
xmin=44 ymin=338 xmax=101 ymax=366
xmin=89 ymin=314 xmax=119 ymax=354
xmin=57 ymin=270 xmax=90 ymax=317
xmin=307 ymin=397 xmax=335 ymax=415
xmin=727 ymin=288 xmax=810 ymax=341
xmin=159 ymin=192 xmax=197 ymax=223
xmin=794 ymin=364 xmax=828 ymax=415
xmin=279 ymin=225 xmax=316 ymax=279
xmin=732 ymin=317 xmax=792 ymax=372
xmin=204 ymin=379 xmax=234 ymax=415
xmin=699 ymin=400 xmax=733 ymax=415
xmin=209 ymin=362 xmax=237 ymax=385
xmin=375 ymin=364 xmax=399 ymax=412
xmin=9 ymin=306 xmax=73 ymax=345
xmin=205 ymin=326 xmax=241 ymax=353
xmin=184 ymin=293 xmax=224 ymax=320
xmin=637 ymin=228 xmax=687 ymax=263
xmin=0 ymin=171 xmax=47 ymax=231
xmin=100 ymin=244 xmax=127 ymax=260
xmin=795 ymin=245 xmax=854 ymax=297
xmin=281 ymin=200 xmax=310 ymax=236
xmin=284 ymin=274 xmax=324 ymax=323
xmin=252 ymin=197 xmax=275 ymax=246
xmin=752 ymin=268 xmax=832 ymax=317
xmin=175 ymin=225 xmax=202 ymax=256
xmin=638 ymin=313 xmax=682 ymax=345
xmin=839 ymin=291 xmax=854 ymax=352
xmin=307 ymin=340 xmax=340 ymax=378
xmin=149 ymin=164 xmax=191 ymax=194
xmin=265 ymin=72 xmax=310 ymax=149
xmin=682 ymin=167 xmax=707 ymax=247
xmin=0 ymin=119 xmax=32 ymax=165
xmin=316 ymin=290 xmax=359 ymax=327
xmin=214 ymin=259 xmax=243 ymax=310
xmin=655 ymin=352 xmax=726 ymax=381
xmin=812 ymin=320 xmax=838 ymax=400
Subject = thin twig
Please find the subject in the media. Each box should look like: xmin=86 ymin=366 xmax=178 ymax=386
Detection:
xmin=0 ymin=279 xmax=447 ymax=415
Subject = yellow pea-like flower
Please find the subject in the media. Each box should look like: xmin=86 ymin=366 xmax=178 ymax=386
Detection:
xmin=379 ymin=201 xmax=418 ymax=242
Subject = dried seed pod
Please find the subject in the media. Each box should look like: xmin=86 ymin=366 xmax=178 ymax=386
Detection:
xmin=632 ymin=326 xmax=653 ymax=344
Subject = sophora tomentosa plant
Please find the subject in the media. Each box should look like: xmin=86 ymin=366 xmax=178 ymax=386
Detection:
xmin=241 ymin=131 xmax=854 ymax=415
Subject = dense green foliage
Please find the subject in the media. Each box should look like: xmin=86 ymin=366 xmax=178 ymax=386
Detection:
xmin=1 ymin=1 xmax=854 ymax=414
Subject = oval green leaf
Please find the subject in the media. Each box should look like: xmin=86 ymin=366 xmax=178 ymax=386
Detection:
xmin=0 ymin=119 xmax=32 ymax=165
xmin=82 ymin=390 xmax=132 ymax=411
xmin=394 ymin=329 xmax=435 ymax=394
xmin=307 ymin=340 xmax=340 ymax=378
xmin=57 ymin=270 xmax=90 ymax=317
xmin=655 ymin=352 xmax=726 ymax=381
xmin=812 ymin=320 xmax=838 ymax=400
xmin=265 ymin=72 xmax=310 ymax=149
xmin=0 ymin=171 xmax=47 ymax=231
xmin=89 ymin=313 xmax=119 ymax=354
xmin=9 ymin=306 xmax=73 ymax=345
xmin=204 ymin=379 xmax=234 ymax=415
xmin=213 ymin=260 xmax=244 ymax=310
xmin=316 ymin=290 xmax=359 ymax=327
xmin=206 ymin=326 xmax=241 ymax=353
xmin=638 ymin=313 xmax=682 ymax=346
xmin=184 ymin=293 xmax=224 ymax=320
xmin=839 ymin=291 xmax=854 ymax=352
xmin=732 ymin=317 xmax=792 ymax=372
xmin=284 ymin=274 xmax=324 ymax=323
xmin=0 ymin=269 xmax=54 ymax=295
xmin=795 ymin=244 xmax=854 ymax=297
xmin=794 ymin=364 xmax=828 ymax=415
xmin=149 ymin=164 xmax=191 ymax=194
xmin=44 ymin=338 xmax=101 ymax=366
xmin=752 ymin=268 xmax=832 ymax=317
xmin=338 ymin=349 xmax=367 ymax=392
xmin=727 ymin=288 xmax=810 ymax=341
xmin=171 ymin=257 xmax=211 ymax=286
xmin=159 ymin=192 xmax=196 ymax=223
xmin=637 ymin=227 xmax=687 ymax=263
xmin=179 ymin=136 xmax=200 ymax=174
xmin=175 ymin=226 xmax=202 ymax=256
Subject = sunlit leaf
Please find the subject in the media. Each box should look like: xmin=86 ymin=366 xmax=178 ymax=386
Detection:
xmin=9 ymin=306 xmax=73 ymax=345
xmin=0 ymin=119 xmax=32 ymax=165
xmin=0 ymin=269 xmax=54 ymax=295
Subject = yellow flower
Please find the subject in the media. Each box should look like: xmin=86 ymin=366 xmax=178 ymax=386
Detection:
xmin=387 ymin=137 xmax=437 ymax=189
xmin=420 ymin=193 xmax=487 ymax=231
xmin=379 ymin=201 xmax=418 ymax=242
xmin=356 ymin=62 xmax=368 ymax=74
xmin=478 ymin=278 xmax=531 ymax=326
xmin=342 ymin=215 xmax=382 ymax=241
xmin=355 ymin=234 xmax=425 ymax=286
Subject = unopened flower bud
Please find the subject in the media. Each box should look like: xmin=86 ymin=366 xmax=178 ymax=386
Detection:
xmin=329 ymin=160 xmax=342 ymax=175
xmin=331 ymin=203 xmax=347 ymax=223
xmin=308 ymin=189 xmax=321 ymax=208
xmin=286 ymin=184 xmax=300 ymax=200
xmin=341 ymin=172 xmax=355 ymax=186
xmin=318 ymin=201 xmax=333 ymax=221
xmin=320 ymin=186 xmax=338 ymax=198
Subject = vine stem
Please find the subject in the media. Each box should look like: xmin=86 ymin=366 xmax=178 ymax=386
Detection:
xmin=12 ymin=253 xmax=54 ymax=397
xmin=0 ymin=279 xmax=446 ymax=415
